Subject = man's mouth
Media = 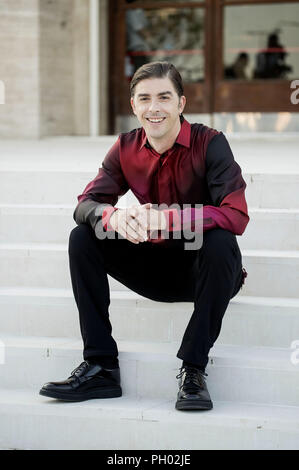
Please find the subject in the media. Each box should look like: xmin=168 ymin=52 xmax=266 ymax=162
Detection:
xmin=145 ymin=117 xmax=166 ymax=123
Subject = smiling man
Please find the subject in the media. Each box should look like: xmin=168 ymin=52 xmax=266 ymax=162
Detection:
xmin=131 ymin=78 xmax=186 ymax=155
xmin=39 ymin=62 xmax=249 ymax=411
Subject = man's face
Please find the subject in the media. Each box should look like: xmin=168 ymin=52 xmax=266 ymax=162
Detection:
xmin=130 ymin=77 xmax=186 ymax=141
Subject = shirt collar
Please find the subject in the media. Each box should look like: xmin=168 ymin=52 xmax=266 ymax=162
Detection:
xmin=139 ymin=116 xmax=191 ymax=151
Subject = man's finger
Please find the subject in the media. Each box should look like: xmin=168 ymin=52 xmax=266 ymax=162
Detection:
xmin=126 ymin=203 xmax=153 ymax=233
xmin=126 ymin=220 xmax=147 ymax=240
xmin=133 ymin=213 xmax=149 ymax=232
xmin=128 ymin=217 xmax=147 ymax=236
xmin=119 ymin=224 xmax=140 ymax=244
xmin=124 ymin=223 xmax=142 ymax=242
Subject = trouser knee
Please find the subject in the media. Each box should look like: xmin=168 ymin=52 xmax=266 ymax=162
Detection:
xmin=68 ymin=224 xmax=95 ymax=257
xmin=202 ymin=228 xmax=240 ymax=260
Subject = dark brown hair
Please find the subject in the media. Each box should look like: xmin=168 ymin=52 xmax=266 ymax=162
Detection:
xmin=130 ymin=61 xmax=184 ymax=98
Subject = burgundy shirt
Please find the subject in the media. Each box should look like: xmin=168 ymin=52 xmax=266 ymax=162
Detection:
xmin=74 ymin=118 xmax=249 ymax=244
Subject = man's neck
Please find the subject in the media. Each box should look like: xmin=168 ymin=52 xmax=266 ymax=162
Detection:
xmin=146 ymin=119 xmax=181 ymax=154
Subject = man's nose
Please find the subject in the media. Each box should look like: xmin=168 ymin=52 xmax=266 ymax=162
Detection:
xmin=148 ymin=100 xmax=161 ymax=113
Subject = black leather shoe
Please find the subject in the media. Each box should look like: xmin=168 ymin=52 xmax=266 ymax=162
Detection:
xmin=175 ymin=366 xmax=213 ymax=411
xmin=39 ymin=361 xmax=122 ymax=402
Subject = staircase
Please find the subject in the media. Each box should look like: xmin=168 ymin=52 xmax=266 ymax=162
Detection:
xmin=0 ymin=135 xmax=299 ymax=450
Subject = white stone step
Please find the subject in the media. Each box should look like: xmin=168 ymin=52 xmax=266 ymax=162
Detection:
xmin=0 ymin=204 xmax=77 ymax=244
xmin=1 ymin=204 xmax=299 ymax=251
xmin=0 ymin=137 xmax=117 ymax=173
xmin=238 ymin=208 xmax=299 ymax=251
xmin=0 ymin=170 xmax=140 ymax=205
xmin=1 ymin=243 xmax=299 ymax=298
xmin=1 ymin=389 xmax=299 ymax=450
xmin=1 ymin=169 xmax=299 ymax=209
xmin=0 ymin=243 xmax=125 ymax=291
xmin=0 ymin=336 xmax=298 ymax=407
xmin=1 ymin=133 xmax=298 ymax=172
xmin=1 ymin=135 xmax=299 ymax=208
xmin=240 ymin=249 xmax=299 ymax=298
xmin=0 ymin=288 xmax=299 ymax=349
xmin=245 ymin=173 xmax=299 ymax=209
xmin=0 ymin=195 xmax=139 ymax=243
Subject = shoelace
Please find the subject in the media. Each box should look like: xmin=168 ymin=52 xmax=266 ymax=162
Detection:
xmin=176 ymin=367 xmax=208 ymax=391
xmin=70 ymin=361 xmax=90 ymax=378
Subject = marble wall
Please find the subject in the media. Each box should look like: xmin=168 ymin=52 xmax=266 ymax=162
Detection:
xmin=0 ymin=0 xmax=90 ymax=138
xmin=73 ymin=0 xmax=90 ymax=136
xmin=0 ymin=0 xmax=40 ymax=138
xmin=39 ymin=0 xmax=74 ymax=136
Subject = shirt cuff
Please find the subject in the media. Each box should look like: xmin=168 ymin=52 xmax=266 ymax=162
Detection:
xmin=102 ymin=206 xmax=118 ymax=231
xmin=162 ymin=209 xmax=181 ymax=232
xmin=202 ymin=207 xmax=218 ymax=232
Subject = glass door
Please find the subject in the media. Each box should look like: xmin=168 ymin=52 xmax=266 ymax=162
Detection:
xmin=108 ymin=0 xmax=212 ymax=131
xmin=109 ymin=0 xmax=299 ymax=131
xmin=214 ymin=0 xmax=299 ymax=112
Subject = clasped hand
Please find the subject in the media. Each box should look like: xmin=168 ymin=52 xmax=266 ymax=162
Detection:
xmin=109 ymin=203 xmax=167 ymax=244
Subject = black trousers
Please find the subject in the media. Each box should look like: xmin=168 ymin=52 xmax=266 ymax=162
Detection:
xmin=69 ymin=224 xmax=244 ymax=370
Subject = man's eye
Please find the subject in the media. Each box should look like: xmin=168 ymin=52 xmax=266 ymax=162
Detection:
xmin=160 ymin=96 xmax=169 ymax=100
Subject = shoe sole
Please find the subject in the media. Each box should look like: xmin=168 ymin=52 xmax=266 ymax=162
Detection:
xmin=39 ymin=386 xmax=122 ymax=402
xmin=175 ymin=399 xmax=213 ymax=411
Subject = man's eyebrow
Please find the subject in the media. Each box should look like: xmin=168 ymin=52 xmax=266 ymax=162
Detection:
xmin=136 ymin=91 xmax=173 ymax=98
xmin=157 ymin=91 xmax=173 ymax=96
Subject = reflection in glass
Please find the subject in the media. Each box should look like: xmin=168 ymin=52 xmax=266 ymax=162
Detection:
xmin=125 ymin=7 xmax=205 ymax=83
xmin=253 ymin=33 xmax=292 ymax=79
xmin=224 ymin=52 xmax=249 ymax=79
xmin=224 ymin=3 xmax=299 ymax=80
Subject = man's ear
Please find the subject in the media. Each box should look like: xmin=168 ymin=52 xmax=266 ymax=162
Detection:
xmin=179 ymin=95 xmax=186 ymax=114
xmin=130 ymin=97 xmax=137 ymax=116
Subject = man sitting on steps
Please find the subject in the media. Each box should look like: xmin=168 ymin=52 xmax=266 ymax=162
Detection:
xmin=39 ymin=61 xmax=249 ymax=411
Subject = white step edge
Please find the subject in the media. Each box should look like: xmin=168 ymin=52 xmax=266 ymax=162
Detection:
xmin=1 ymin=335 xmax=296 ymax=371
xmin=1 ymin=286 xmax=299 ymax=308
xmin=0 ymin=289 xmax=298 ymax=348
xmin=1 ymin=339 xmax=299 ymax=406
xmin=0 ymin=389 xmax=299 ymax=449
